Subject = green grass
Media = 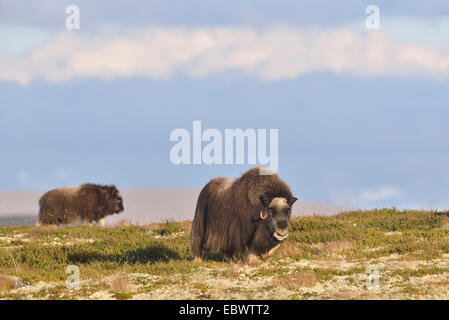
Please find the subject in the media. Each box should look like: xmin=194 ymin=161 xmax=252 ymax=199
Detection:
xmin=1 ymin=208 xmax=449 ymax=299
xmin=151 ymin=219 xmax=183 ymax=236
xmin=287 ymin=209 xmax=449 ymax=260
xmin=0 ymin=222 xmax=193 ymax=284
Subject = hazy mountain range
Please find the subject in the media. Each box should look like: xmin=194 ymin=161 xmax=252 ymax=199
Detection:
xmin=0 ymin=189 xmax=346 ymax=226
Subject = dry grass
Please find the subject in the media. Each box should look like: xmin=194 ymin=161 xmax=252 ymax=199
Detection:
xmin=440 ymin=215 xmax=449 ymax=229
xmin=278 ymin=240 xmax=353 ymax=258
xmin=0 ymin=276 xmax=15 ymax=292
xmin=114 ymin=220 xmax=133 ymax=228
xmin=211 ymin=265 xmax=242 ymax=279
xmin=278 ymin=271 xmax=318 ymax=289
xmin=317 ymin=240 xmax=354 ymax=253
xmin=105 ymin=274 xmax=133 ymax=293
xmin=278 ymin=242 xmax=305 ymax=257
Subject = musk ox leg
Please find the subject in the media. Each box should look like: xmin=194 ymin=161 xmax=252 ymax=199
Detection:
xmin=35 ymin=220 xmax=42 ymax=227
xmin=191 ymin=235 xmax=204 ymax=262
xmin=82 ymin=219 xmax=93 ymax=227
xmin=190 ymin=209 xmax=207 ymax=262
xmin=98 ymin=218 xmax=106 ymax=227
xmin=193 ymin=256 xmax=203 ymax=263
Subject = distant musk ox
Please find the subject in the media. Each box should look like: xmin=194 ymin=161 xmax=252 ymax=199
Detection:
xmin=190 ymin=167 xmax=298 ymax=263
xmin=37 ymin=184 xmax=124 ymax=227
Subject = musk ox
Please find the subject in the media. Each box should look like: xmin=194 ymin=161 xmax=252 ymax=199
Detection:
xmin=190 ymin=167 xmax=297 ymax=264
xmin=37 ymin=184 xmax=124 ymax=227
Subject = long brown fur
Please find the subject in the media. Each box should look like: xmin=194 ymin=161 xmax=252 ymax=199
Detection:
xmin=37 ymin=184 xmax=124 ymax=226
xmin=190 ymin=167 xmax=297 ymax=261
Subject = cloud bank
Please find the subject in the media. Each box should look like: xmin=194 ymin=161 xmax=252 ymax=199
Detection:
xmin=333 ymin=186 xmax=403 ymax=209
xmin=1 ymin=26 xmax=449 ymax=85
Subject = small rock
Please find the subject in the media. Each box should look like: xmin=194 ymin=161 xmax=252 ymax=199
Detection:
xmin=13 ymin=278 xmax=32 ymax=289
xmin=0 ymin=275 xmax=31 ymax=289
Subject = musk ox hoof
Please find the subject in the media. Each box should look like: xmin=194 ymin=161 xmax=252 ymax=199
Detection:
xmin=193 ymin=257 xmax=203 ymax=263
xmin=224 ymin=256 xmax=238 ymax=265
xmin=98 ymin=218 xmax=106 ymax=227
xmin=247 ymin=253 xmax=260 ymax=266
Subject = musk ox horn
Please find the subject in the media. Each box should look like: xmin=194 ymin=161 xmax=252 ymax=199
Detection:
xmin=260 ymin=210 xmax=268 ymax=220
xmin=259 ymin=195 xmax=269 ymax=208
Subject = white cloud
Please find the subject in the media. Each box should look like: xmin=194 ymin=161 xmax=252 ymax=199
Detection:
xmin=0 ymin=24 xmax=52 ymax=55
xmin=1 ymin=25 xmax=449 ymax=85
xmin=332 ymin=185 xmax=403 ymax=209
xmin=17 ymin=169 xmax=29 ymax=184
xmin=360 ymin=186 xmax=402 ymax=202
xmin=380 ymin=16 xmax=449 ymax=47
xmin=54 ymin=168 xmax=71 ymax=179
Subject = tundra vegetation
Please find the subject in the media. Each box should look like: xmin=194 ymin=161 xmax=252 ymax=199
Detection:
xmin=1 ymin=208 xmax=449 ymax=299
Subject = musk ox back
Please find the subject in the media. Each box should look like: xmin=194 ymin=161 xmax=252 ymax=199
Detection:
xmin=190 ymin=167 xmax=297 ymax=263
xmin=37 ymin=184 xmax=124 ymax=226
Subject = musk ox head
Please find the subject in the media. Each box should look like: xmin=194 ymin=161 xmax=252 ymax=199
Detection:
xmin=102 ymin=185 xmax=124 ymax=214
xmin=259 ymin=195 xmax=297 ymax=242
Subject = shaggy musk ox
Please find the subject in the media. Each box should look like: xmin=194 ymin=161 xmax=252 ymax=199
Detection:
xmin=191 ymin=167 xmax=297 ymax=263
xmin=37 ymin=184 xmax=124 ymax=227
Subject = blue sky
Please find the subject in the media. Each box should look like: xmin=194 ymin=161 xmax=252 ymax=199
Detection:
xmin=1 ymin=1 xmax=449 ymax=210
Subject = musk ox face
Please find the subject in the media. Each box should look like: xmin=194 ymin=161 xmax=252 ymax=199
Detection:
xmin=260 ymin=195 xmax=297 ymax=242
xmin=114 ymin=195 xmax=124 ymax=214
xmin=103 ymin=185 xmax=124 ymax=214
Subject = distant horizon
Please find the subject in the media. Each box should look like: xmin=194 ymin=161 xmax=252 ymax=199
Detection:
xmin=2 ymin=187 xmax=447 ymax=226
xmin=0 ymin=188 xmax=350 ymax=226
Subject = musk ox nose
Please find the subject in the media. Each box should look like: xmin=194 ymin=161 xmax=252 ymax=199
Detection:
xmin=277 ymin=220 xmax=288 ymax=230
xmin=276 ymin=229 xmax=288 ymax=236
